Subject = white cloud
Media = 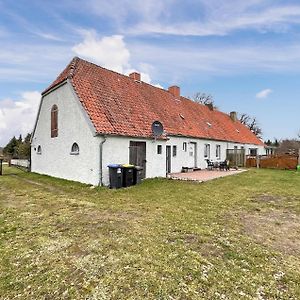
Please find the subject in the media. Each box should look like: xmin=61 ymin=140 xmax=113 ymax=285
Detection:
xmin=134 ymin=6 xmax=300 ymax=36
xmin=83 ymin=0 xmax=300 ymax=36
xmin=72 ymin=31 xmax=130 ymax=73
xmin=130 ymin=41 xmax=300 ymax=79
xmin=256 ymin=89 xmax=273 ymax=99
xmin=154 ymin=83 xmax=164 ymax=89
xmin=0 ymin=91 xmax=40 ymax=146
xmin=72 ymin=30 xmax=161 ymax=86
xmin=86 ymin=0 xmax=167 ymax=24
xmin=34 ymin=31 xmax=63 ymax=41
xmin=0 ymin=43 xmax=71 ymax=82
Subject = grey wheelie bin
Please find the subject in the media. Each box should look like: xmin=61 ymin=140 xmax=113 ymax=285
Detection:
xmin=107 ymin=164 xmax=123 ymax=189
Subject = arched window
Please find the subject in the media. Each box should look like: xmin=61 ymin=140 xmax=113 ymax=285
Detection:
xmin=71 ymin=143 xmax=79 ymax=155
xmin=37 ymin=145 xmax=42 ymax=154
xmin=51 ymin=105 xmax=58 ymax=138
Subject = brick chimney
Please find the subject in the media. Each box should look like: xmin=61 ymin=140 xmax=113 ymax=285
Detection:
xmin=168 ymin=85 xmax=180 ymax=98
xmin=230 ymin=111 xmax=237 ymax=122
xmin=129 ymin=72 xmax=141 ymax=81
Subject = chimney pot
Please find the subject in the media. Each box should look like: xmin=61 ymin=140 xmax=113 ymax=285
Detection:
xmin=129 ymin=72 xmax=141 ymax=81
xmin=230 ymin=111 xmax=237 ymax=122
xmin=168 ymin=85 xmax=180 ymax=98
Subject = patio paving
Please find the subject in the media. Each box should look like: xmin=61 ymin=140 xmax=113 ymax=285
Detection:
xmin=168 ymin=169 xmax=247 ymax=182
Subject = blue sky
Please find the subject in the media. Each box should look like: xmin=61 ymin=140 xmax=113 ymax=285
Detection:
xmin=1 ymin=0 xmax=300 ymax=146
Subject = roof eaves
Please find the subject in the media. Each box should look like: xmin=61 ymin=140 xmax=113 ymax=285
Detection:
xmin=41 ymin=79 xmax=68 ymax=96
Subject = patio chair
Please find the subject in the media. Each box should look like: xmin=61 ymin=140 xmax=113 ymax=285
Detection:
xmin=219 ymin=160 xmax=230 ymax=171
xmin=206 ymin=159 xmax=214 ymax=170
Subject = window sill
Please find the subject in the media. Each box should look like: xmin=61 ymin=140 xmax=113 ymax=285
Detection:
xmin=70 ymin=152 xmax=79 ymax=155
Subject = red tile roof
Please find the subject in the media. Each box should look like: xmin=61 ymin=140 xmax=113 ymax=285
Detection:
xmin=43 ymin=57 xmax=263 ymax=146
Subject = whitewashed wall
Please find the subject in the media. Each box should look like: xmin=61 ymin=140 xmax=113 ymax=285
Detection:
xmin=165 ymin=136 xmax=265 ymax=173
xmin=101 ymin=135 xmax=265 ymax=184
xmin=31 ymin=82 xmax=101 ymax=185
xmin=101 ymin=136 xmax=166 ymax=186
xmin=31 ymin=82 xmax=265 ymax=186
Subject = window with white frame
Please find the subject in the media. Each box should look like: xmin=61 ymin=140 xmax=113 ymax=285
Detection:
xmin=249 ymin=148 xmax=258 ymax=156
xmin=216 ymin=145 xmax=221 ymax=159
xmin=204 ymin=144 xmax=210 ymax=158
xmin=183 ymin=142 xmax=187 ymax=152
xmin=37 ymin=145 xmax=42 ymax=154
xmin=71 ymin=142 xmax=80 ymax=155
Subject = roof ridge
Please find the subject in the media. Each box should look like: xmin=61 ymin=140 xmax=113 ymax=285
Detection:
xmin=68 ymin=56 xmax=80 ymax=79
xmin=42 ymin=56 xmax=80 ymax=95
xmin=74 ymin=57 xmax=176 ymax=95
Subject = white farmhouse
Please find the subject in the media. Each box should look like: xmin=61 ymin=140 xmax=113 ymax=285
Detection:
xmin=31 ymin=57 xmax=265 ymax=186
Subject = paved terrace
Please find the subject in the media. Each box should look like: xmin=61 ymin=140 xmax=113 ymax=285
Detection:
xmin=168 ymin=169 xmax=247 ymax=182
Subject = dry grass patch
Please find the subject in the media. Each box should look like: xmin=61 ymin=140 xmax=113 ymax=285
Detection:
xmin=253 ymin=193 xmax=285 ymax=203
xmin=243 ymin=209 xmax=300 ymax=256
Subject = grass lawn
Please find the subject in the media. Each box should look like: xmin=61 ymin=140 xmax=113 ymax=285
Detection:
xmin=0 ymin=166 xmax=300 ymax=299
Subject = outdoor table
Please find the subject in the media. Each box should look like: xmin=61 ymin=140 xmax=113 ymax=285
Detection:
xmin=213 ymin=162 xmax=219 ymax=169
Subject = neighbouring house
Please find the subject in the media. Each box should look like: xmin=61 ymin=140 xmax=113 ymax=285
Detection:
xmin=31 ymin=57 xmax=265 ymax=186
xmin=265 ymin=145 xmax=277 ymax=156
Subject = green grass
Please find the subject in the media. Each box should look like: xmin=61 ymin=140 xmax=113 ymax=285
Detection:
xmin=0 ymin=166 xmax=300 ymax=299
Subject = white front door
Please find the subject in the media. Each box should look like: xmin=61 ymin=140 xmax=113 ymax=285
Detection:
xmin=188 ymin=142 xmax=197 ymax=168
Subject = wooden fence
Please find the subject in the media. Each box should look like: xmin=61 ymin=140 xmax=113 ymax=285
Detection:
xmin=226 ymin=149 xmax=246 ymax=167
xmin=246 ymin=154 xmax=299 ymax=170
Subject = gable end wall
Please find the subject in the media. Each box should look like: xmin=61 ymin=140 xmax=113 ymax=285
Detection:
xmin=31 ymin=82 xmax=101 ymax=185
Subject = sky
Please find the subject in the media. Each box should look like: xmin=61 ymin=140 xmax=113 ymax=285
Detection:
xmin=0 ymin=0 xmax=300 ymax=146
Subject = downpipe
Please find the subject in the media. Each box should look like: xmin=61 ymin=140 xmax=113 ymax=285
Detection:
xmin=99 ymin=136 xmax=107 ymax=186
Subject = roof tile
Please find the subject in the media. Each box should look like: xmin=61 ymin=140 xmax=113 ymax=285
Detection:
xmin=43 ymin=57 xmax=263 ymax=146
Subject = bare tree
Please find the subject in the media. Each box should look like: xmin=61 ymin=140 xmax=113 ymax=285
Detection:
xmin=239 ymin=113 xmax=262 ymax=137
xmin=239 ymin=113 xmax=251 ymax=126
xmin=276 ymin=139 xmax=300 ymax=155
xmin=192 ymin=92 xmax=217 ymax=109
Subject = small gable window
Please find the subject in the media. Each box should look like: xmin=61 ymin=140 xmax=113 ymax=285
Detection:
xmin=71 ymin=143 xmax=79 ymax=155
xmin=37 ymin=145 xmax=42 ymax=155
xmin=51 ymin=105 xmax=58 ymax=138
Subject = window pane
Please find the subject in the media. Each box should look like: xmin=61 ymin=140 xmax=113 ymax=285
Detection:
xmin=71 ymin=143 xmax=79 ymax=154
xmin=216 ymin=145 xmax=221 ymax=158
xmin=51 ymin=105 xmax=58 ymax=138
xmin=173 ymin=145 xmax=177 ymax=157
xmin=250 ymin=148 xmax=257 ymax=156
xmin=37 ymin=145 xmax=42 ymax=154
xmin=204 ymin=144 xmax=210 ymax=158
xmin=157 ymin=145 xmax=162 ymax=154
